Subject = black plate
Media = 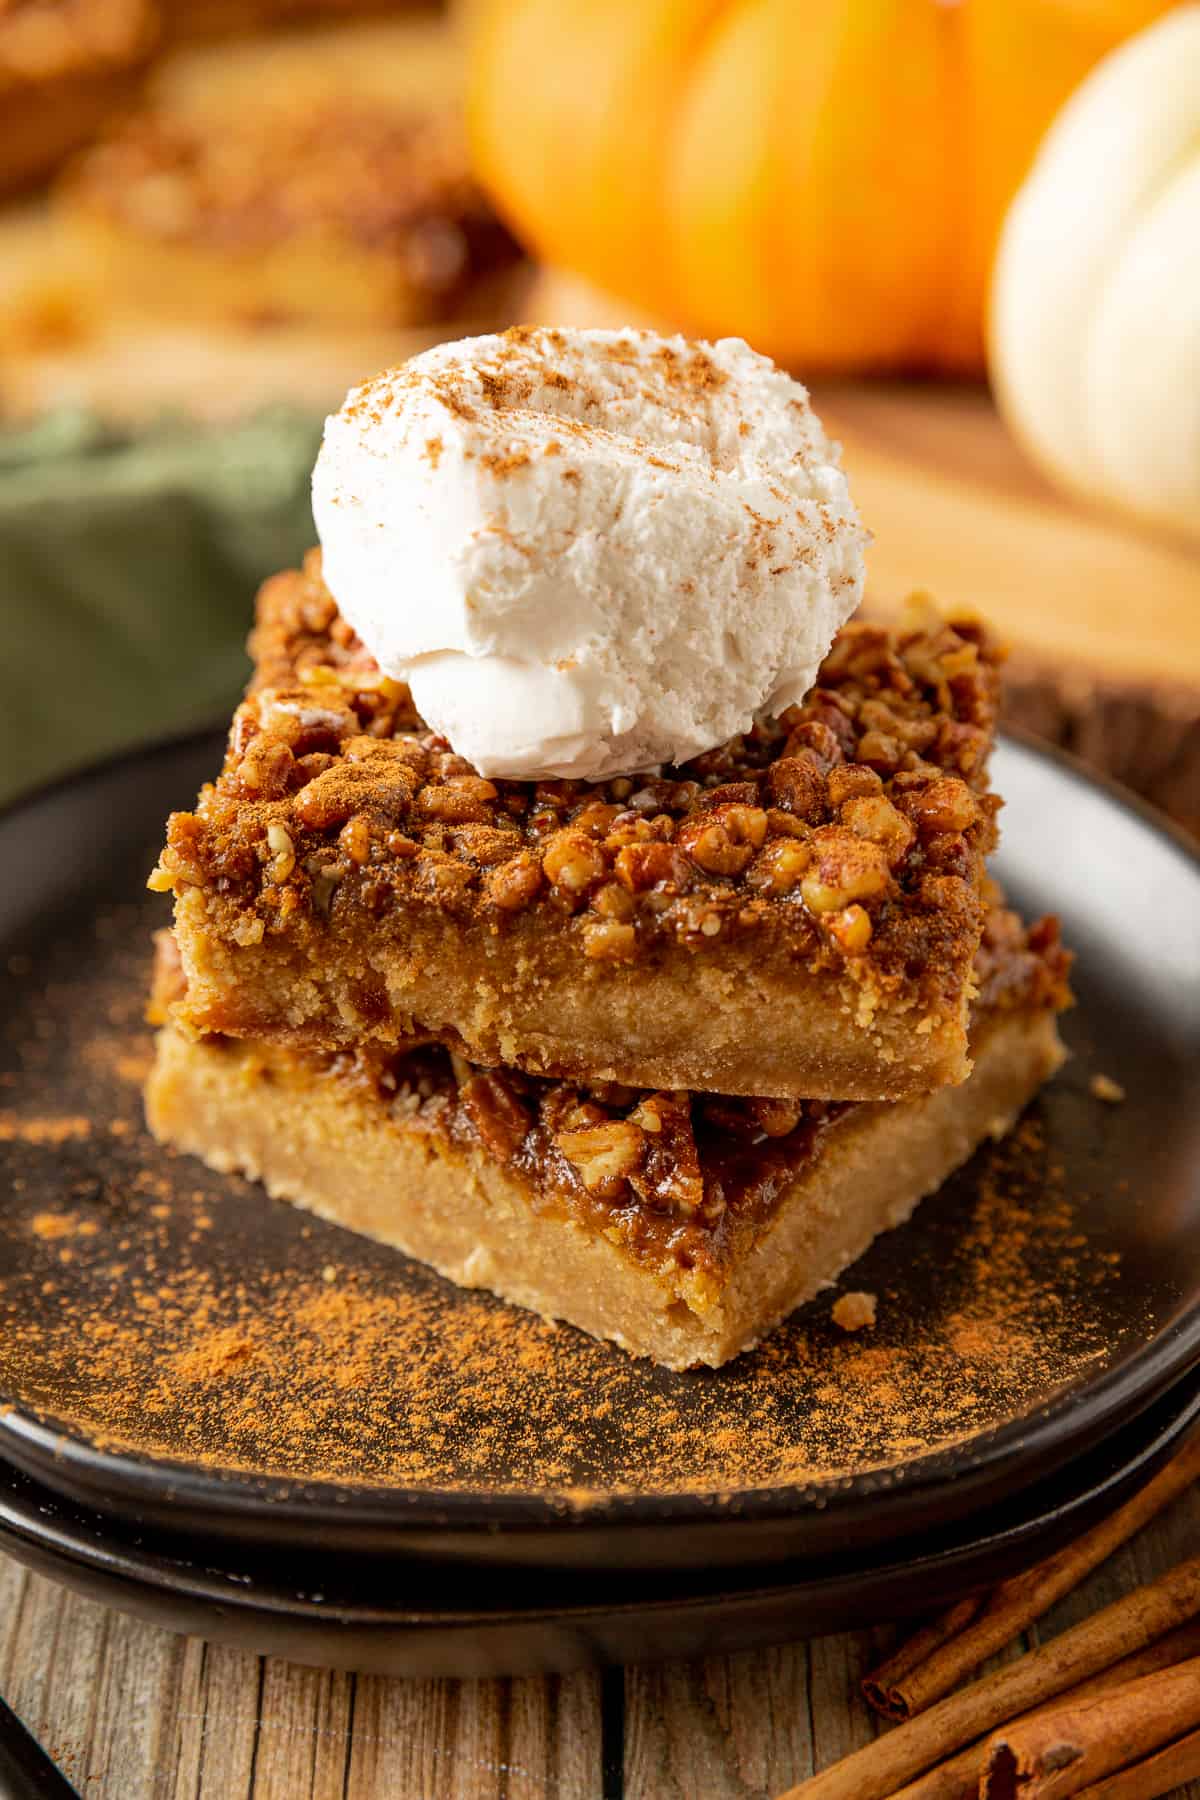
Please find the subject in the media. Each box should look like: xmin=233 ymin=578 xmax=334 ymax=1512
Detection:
xmin=0 ymin=730 xmax=1198 ymax=1573
xmin=0 ymin=1375 xmax=1196 ymax=1676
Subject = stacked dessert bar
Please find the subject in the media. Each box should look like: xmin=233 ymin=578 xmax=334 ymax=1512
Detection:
xmin=147 ymin=553 xmax=1069 ymax=1368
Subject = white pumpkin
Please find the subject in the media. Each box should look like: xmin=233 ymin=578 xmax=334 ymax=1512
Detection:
xmin=989 ymin=7 xmax=1200 ymax=542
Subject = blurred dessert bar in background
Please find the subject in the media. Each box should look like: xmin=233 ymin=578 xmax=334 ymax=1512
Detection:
xmin=160 ymin=0 xmax=421 ymax=43
xmin=59 ymin=98 xmax=520 ymax=332
xmin=0 ymin=0 xmax=158 ymax=196
xmin=0 ymin=10 xmax=531 ymax=420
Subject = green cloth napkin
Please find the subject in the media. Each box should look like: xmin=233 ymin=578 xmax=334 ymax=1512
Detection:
xmin=0 ymin=408 xmax=324 ymax=809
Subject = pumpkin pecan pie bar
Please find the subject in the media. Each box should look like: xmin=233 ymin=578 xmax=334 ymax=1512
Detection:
xmin=152 ymin=555 xmax=1004 ymax=1102
xmin=0 ymin=0 xmax=156 ymax=195
xmin=146 ymin=908 xmax=1069 ymax=1369
xmin=58 ymin=97 xmax=522 ymax=331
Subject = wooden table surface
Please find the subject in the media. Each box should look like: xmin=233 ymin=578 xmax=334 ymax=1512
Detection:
xmin=3 ymin=224 xmax=1199 ymax=1799
xmin=1 ymin=1481 xmax=1196 ymax=1799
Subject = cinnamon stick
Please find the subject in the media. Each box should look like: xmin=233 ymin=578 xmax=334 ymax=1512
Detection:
xmin=1072 ymin=1725 xmax=1200 ymax=1800
xmin=775 ymin=1556 xmax=1200 ymax=1800
xmin=862 ymin=1436 xmax=1200 ymax=1720
xmin=886 ymin=1620 xmax=1200 ymax=1800
xmin=981 ymin=1655 xmax=1200 ymax=1798
xmin=862 ymin=1599 xmax=986 ymax=1719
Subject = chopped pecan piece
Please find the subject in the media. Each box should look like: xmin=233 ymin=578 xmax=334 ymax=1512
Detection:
xmin=614 ymin=841 xmax=692 ymax=893
xmin=701 ymin=781 xmax=760 ymax=809
xmin=826 ymin=904 xmax=873 ymax=953
xmin=787 ymin=706 xmax=853 ymax=762
xmin=840 ymin=794 xmax=915 ymax=862
xmin=265 ymin=821 xmax=295 ymax=882
xmin=417 ymin=776 xmax=499 ymax=824
xmin=238 ymin=735 xmax=295 ymax=799
xmin=294 ymin=744 xmax=418 ymax=829
xmin=583 ymin=919 xmax=638 ymax=960
xmin=629 ymin=1092 xmax=704 ymax=1215
xmin=460 ymin=1073 xmax=530 ymax=1161
xmin=555 ymin=1120 xmax=645 ymax=1198
xmin=591 ymin=881 xmax=636 ymax=921
xmin=895 ymin=774 xmax=979 ymax=835
xmin=748 ymin=1096 xmax=804 ymax=1138
xmin=542 ymin=828 xmax=607 ymax=895
xmin=825 ymin=765 xmax=883 ymax=806
xmin=677 ymin=804 xmax=768 ymax=876
xmin=764 ymin=753 xmax=826 ymax=821
xmin=485 ymin=850 xmax=544 ymax=910
xmin=450 ymin=823 xmax=522 ymax=866
xmin=748 ymin=838 xmax=812 ymax=895
xmin=801 ymin=828 xmax=892 ymax=913
xmin=338 ymin=814 xmax=372 ymax=866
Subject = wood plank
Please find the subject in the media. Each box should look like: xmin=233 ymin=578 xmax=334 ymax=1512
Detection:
xmin=624 ymin=1642 xmax=817 ymax=1798
xmin=168 ymin=1639 xmax=263 ymax=1800
xmin=344 ymin=1670 xmax=603 ymax=1800
xmin=621 ymin=1626 xmax=1043 ymax=1799
xmin=256 ymin=1660 xmax=356 ymax=1800
xmin=0 ymin=1553 xmax=30 ymax=1680
xmin=0 ymin=1565 xmax=605 ymax=1798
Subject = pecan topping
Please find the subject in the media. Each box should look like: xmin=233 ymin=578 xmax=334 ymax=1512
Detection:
xmin=748 ymin=838 xmax=812 ymax=895
xmin=158 ymin=553 xmax=1004 ymax=984
xmin=826 ymin=904 xmax=873 ymax=954
xmin=337 ymin=814 xmax=372 ymax=866
xmin=265 ymin=821 xmax=295 ymax=883
xmin=294 ymin=745 xmax=418 ymax=829
xmin=840 ymin=793 xmax=915 ymax=862
xmin=485 ymin=851 xmax=544 ymax=911
xmin=895 ymin=774 xmax=979 ymax=834
xmin=764 ymin=754 xmax=825 ymax=820
xmin=417 ymin=776 xmax=499 ymax=824
xmin=583 ymin=919 xmax=638 ymax=960
xmin=238 ymin=735 xmax=295 ymax=799
xmin=614 ymin=842 xmax=692 ymax=894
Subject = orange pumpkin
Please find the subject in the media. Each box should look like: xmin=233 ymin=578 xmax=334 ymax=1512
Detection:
xmin=467 ymin=0 xmax=1170 ymax=373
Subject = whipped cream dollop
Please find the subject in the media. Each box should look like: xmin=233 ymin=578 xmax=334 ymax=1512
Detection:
xmin=312 ymin=327 xmax=868 ymax=781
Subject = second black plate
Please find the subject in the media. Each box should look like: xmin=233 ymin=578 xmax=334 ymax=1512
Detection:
xmin=0 ymin=730 xmax=1197 ymax=1572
